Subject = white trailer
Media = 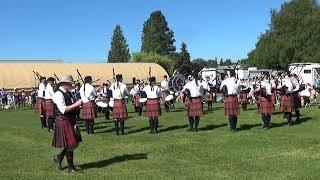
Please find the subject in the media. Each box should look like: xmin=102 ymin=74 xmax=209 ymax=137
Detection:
xmin=289 ymin=63 xmax=320 ymax=86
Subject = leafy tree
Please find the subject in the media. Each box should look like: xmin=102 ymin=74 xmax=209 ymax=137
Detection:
xmin=141 ymin=10 xmax=176 ymax=56
xmin=192 ymin=58 xmax=208 ymax=75
xmin=108 ymin=25 xmax=130 ymax=63
xmin=175 ymin=42 xmax=192 ymax=75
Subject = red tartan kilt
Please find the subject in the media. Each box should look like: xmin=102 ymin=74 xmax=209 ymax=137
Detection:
xmin=280 ymin=95 xmax=294 ymax=112
xmin=187 ymin=97 xmax=203 ymax=117
xmin=205 ymin=92 xmax=213 ymax=102
xmin=52 ymin=117 xmax=81 ymax=150
xmin=112 ymin=100 xmax=128 ymax=120
xmin=35 ymin=98 xmax=46 ymax=116
xmin=224 ymin=96 xmax=240 ymax=116
xmin=293 ymin=94 xmax=302 ymax=109
xmin=239 ymin=92 xmax=248 ymax=102
xmin=134 ymin=93 xmax=140 ymax=107
xmin=45 ymin=99 xmax=55 ymax=117
xmin=81 ymin=101 xmax=96 ymax=120
xmin=145 ymin=99 xmax=161 ymax=117
xmin=258 ymin=96 xmax=274 ymax=114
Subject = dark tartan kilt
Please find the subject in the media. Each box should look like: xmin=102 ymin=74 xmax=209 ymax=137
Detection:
xmin=112 ymin=100 xmax=128 ymax=120
xmin=145 ymin=99 xmax=161 ymax=117
xmin=293 ymin=94 xmax=302 ymax=109
xmin=239 ymin=92 xmax=248 ymax=102
xmin=280 ymin=95 xmax=294 ymax=113
xmin=133 ymin=93 xmax=140 ymax=107
xmin=271 ymin=93 xmax=276 ymax=105
xmin=35 ymin=98 xmax=46 ymax=116
xmin=187 ymin=97 xmax=203 ymax=117
xmin=52 ymin=117 xmax=81 ymax=151
xmin=258 ymin=96 xmax=274 ymax=114
xmin=224 ymin=96 xmax=240 ymax=116
xmin=45 ymin=99 xmax=55 ymax=118
xmin=81 ymin=101 xmax=96 ymax=120
xmin=205 ymin=92 xmax=213 ymax=102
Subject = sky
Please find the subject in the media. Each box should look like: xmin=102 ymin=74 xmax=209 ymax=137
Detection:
xmin=0 ymin=0 xmax=288 ymax=62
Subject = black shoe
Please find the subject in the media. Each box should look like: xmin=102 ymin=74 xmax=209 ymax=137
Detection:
xmin=187 ymin=128 xmax=194 ymax=131
xmin=68 ymin=167 xmax=79 ymax=173
xmin=52 ymin=156 xmax=63 ymax=170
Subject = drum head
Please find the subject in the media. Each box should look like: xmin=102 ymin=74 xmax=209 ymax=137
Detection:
xmin=108 ymin=98 xmax=114 ymax=107
xmin=165 ymin=95 xmax=174 ymax=101
xmin=139 ymin=98 xmax=147 ymax=103
xmin=95 ymin=99 xmax=108 ymax=108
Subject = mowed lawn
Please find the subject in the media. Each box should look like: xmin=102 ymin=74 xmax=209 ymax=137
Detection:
xmin=1 ymin=102 xmax=320 ymax=179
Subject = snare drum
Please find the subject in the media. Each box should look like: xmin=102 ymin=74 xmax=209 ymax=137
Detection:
xmin=95 ymin=98 xmax=109 ymax=108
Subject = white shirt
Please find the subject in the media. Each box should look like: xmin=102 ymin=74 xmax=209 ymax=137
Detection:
xmin=80 ymin=83 xmax=97 ymax=103
xmin=183 ymin=79 xmax=203 ymax=98
xmin=143 ymin=85 xmax=162 ymax=99
xmin=292 ymin=79 xmax=300 ymax=92
xmin=282 ymin=78 xmax=293 ymax=93
xmin=160 ymin=80 xmax=168 ymax=89
xmin=37 ymin=83 xmax=46 ymax=98
xmin=44 ymin=83 xmax=55 ymax=100
xmin=198 ymin=80 xmax=209 ymax=91
xmin=133 ymin=84 xmax=140 ymax=93
xmin=220 ymin=77 xmax=241 ymax=95
xmin=53 ymin=86 xmax=74 ymax=114
xmin=110 ymin=82 xmax=129 ymax=99
xmin=260 ymin=80 xmax=272 ymax=95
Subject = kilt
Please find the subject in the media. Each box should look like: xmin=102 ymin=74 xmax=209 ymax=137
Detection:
xmin=205 ymin=92 xmax=213 ymax=102
xmin=224 ymin=96 xmax=240 ymax=116
xmin=52 ymin=117 xmax=81 ymax=151
xmin=293 ymin=94 xmax=302 ymax=109
xmin=280 ymin=95 xmax=294 ymax=113
xmin=133 ymin=93 xmax=140 ymax=107
xmin=45 ymin=99 xmax=55 ymax=118
xmin=187 ymin=97 xmax=203 ymax=117
xmin=239 ymin=92 xmax=248 ymax=102
xmin=271 ymin=93 xmax=276 ymax=105
xmin=81 ymin=101 xmax=96 ymax=120
xmin=145 ymin=99 xmax=161 ymax=117
xmin=35 ymin=98 xmax=46 ymax=116
xmin=258 ymin=96 xmax=274 ymax=114
xmin=112 ymin=100 xmax=128 ymax=120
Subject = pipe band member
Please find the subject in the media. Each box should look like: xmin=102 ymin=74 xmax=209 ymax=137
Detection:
xmin=182 ymin=74 xmax=204 ymax=132
xmin=143 ymin=76 xmax=162 ymax=134
xmin=255 ymin=73 xmax=274 ymax=129
xmin=80 ymin=76 xmax=97 ymax=134
xmin=220 ymin=72 xmax=241 ymax=132
xmin=36 ymin=76 xmax=47 ymax=129
xmin=291 ymin=74 xmax=302 ymax=123
xmin=52 ymin=75 xmax=83 ymax=173
xmin=110 ymin=74 xmax=129 ymax=135
xmin=45 ymin=77 xmax=56 ymax=132
xmin=278 ymin=72 xmax=294 ymax=126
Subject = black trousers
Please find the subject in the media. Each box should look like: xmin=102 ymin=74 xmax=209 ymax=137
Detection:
xmin=85 ymin=120 xmax=94 ymax=134
xmin=188 ymin=116 xmax=200 ymax=131
xmin=228 ymin=115 xmax=238 ymax=131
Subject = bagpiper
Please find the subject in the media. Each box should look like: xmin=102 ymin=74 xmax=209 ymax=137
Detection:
xmin=45 ymin=77 xmax=56 ymax=132
xmin=291 ymin=74 xmax=302 ymax=123
xmin=36 ymin=76 xmax=47 ymax=129
xmin=278 ymin=72 xmax=294 ymax=126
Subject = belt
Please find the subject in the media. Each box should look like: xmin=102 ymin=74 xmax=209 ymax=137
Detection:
xmin=225 ymin=95 xmax=237 ymax=98
xmin=189 ymin=96 xmax=201 ymax=100
xmin=147 ymin=98 xmax=159 ymax=100
xmin=114 ymin=98 xmax=125 ymax=102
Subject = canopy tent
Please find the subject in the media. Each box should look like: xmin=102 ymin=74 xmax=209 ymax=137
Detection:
xmin=0 ymin=62 xmax=168 ymax=89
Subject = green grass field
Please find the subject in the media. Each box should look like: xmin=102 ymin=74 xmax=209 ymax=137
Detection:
xmin=1 ymin=103 xmax=320 ymax=179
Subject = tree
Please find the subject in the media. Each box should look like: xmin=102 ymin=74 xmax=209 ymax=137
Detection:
xmin=141 ymin=10 xmax=176 ymax=56
xmin=247 ymin=0 xmax=320 ymax=69
xmin=132 ymin=52 xmax=174 ymax=75
xmin=192 ymin=58 xmax=207 ymax=75
xmin=108 ymin=25 xmax=130 ymax=63
xmin=175 ymin=42 xmax=192 ymax=75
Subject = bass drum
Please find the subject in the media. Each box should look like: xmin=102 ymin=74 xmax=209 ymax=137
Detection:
xmin=168 ymin=75 xmax=185 ymax=92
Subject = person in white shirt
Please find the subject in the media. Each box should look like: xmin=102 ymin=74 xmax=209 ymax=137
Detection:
xmin=204 ymin=76 xmax=214 ymax=110
xmin=36 ymin=77 xmax=47 ymax=129
xmin=220 ymin=72 xmax=241 ymax=132
xmin=79 ymin=76 xmax=98 ymax=134
xmin=277 ymin=72 xmax=294 ymax=126
xmin=110 ymin=74 xmax=129 ymax=135
xmin=45 ymin=77 xmax=56 ymax=132
xmin=291 ymin=74 xmax=302 ymax=123
xmin=160 ymin=75 xmax=171 ymax=112
xmin=132 ymin=81 xmax=141 ymax=114
xmin=182 ymin=74 xmax=204 ymax=132
xmin=254 ymin=73 xmax=274 ymax=129
xmin=143 ymin=76 xmax=162 ymax=133
xmin=51 ymin=75 xmax=83 ymax=173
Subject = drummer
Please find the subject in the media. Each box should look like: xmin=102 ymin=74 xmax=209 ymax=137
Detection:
xmin=143 ymin=76 xmax=162 ymax=133
xmin=99 ymin=83 xmax=111 ymax=120
xmin=161 ymin=75 xmax=171 ymax=112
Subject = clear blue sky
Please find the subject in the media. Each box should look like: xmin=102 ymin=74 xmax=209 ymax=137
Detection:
xmin=0 ymin=0 xmax=288 ymax=62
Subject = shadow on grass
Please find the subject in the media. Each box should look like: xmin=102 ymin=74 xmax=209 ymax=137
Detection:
xmin=271 ymin=116 xmax=312 ymax=128
xmin=79 ymin=153 xmax=148 ymax=169
xmin=239 ymin=123 xmax=261 ymax=131
xmin=199 ymin=123 xmax=227 ymax=131
xmin=95 ymin=126 xmax=135 ymax=134
xmin=158 ymin=125 xmax=189 ymax=133
xmin=127 ymin=125 xmax=164 ymax=134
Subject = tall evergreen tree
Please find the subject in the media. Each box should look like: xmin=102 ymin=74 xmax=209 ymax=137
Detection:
xmin=108 ymin=25 xmax=130 ymax=63
xmin=175 ymin=42 xmax=192 ymax=75
xmin=141 ymin=10 xmax=176 ymax=56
